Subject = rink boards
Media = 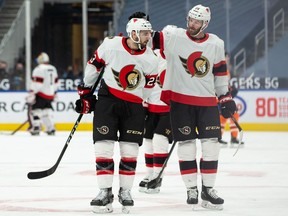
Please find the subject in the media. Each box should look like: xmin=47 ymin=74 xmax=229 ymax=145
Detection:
xmin=0 ymin=90 xmax=288 ymax=131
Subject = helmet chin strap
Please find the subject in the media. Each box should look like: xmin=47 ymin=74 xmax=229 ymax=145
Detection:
xmin=131 ymin=33 xmax=144 ymax=50
xmin=190 ymin=22 xmax=207 ymax=37
xmin=191 ymin=28 xmax=202 ymax=37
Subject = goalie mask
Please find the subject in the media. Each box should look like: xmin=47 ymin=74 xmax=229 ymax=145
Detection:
xmin=126 ymin=18 xmax=153 ymax=49
xmin=187 ymin=4 xmax=211 ymax=33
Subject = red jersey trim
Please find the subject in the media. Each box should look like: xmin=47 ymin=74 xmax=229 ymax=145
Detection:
xmin=122 ymin=37 xmax=146 ymax=55
xmin=37 ymin=92 xmax=54 ymax=100
xmin=214 ymin=60 xmax=226 ymax=68
xmin=213 ymin=60 xmax=228 ymax=76
xmin=161 ymin=90 xmax=217 ymax=106
xmin=108 ymin=86 xmax=143 ymax=103
xmin=160 ymin=32 xmax=164 ymax=51
xmin=214 ymin=72 xmax=228 ymax=76
xmin=186 ymin=32 xmax=209 ymax=43
xmin=33 ymin=76 xmax=44 ymax=83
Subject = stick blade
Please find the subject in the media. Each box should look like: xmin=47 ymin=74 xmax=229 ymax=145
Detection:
xmin=233 ymin=130 xmax=243 ymax=157
xmin=27 ymin=168 xmax=55 ymax=180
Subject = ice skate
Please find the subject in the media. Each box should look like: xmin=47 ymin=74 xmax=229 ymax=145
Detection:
xmin=90 ymin=188 xmax=114 ymax=213
xmin=30 ymin=131 xmax=40 ymax=136
xmin=118 ymin=187 xmax=134 ymax=214
xmin=46 ymin=129 xmax=55 ymax=135
xmin=218 ymin=138 xmax=228 ymax=146
xmin=139 ymin=176 xmax=149 ymax=193
xmin=186 ymin=187 xmax=198 ymax=209
xmin=146 ymin=177 xmax=162 ymax=194
xmin=29 ymin=126 xmax=40 ymax=136
xmin=201 ymin=186 xmax=224 ymax=210
xmin=230 ymin=137 xmax=244 ymax=146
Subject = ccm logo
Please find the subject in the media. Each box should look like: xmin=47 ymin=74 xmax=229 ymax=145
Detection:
xmin=126 ymin=130 xmax=143 ymax=135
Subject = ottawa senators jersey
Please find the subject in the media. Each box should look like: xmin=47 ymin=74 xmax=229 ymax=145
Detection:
xmin=83 ymin=36 xmax=158 ymax=103
xmin=146 ymin=49 xmax=170 ymax=113
xmin=30 ymin=64 xmax=58 ymax=100
xmin=154 ymin=27 xmax=229 ymax=106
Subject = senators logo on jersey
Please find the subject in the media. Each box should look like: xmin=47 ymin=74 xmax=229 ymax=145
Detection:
xmin=178 ymin=126 xmax=191 ymax=135
xmin=179 ymin=51 xmax=210 ymax=78
xmin=156 ymin=70 xmax=166 ymax=88
xmin=112 ymin=65 xmax=141 ymax=90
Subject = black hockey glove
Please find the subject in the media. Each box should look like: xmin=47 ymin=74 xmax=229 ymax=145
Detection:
xmin=75 ymin=84 xmax=97 ymax=114
xmin=218 ymin=93 xmax=237 ymax=119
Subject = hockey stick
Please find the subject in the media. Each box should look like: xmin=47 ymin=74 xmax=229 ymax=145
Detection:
xmin=0 ymin=120 xmax=28 ymax=135
xmin=27 ymin=69 xmax=104 ymax=180
xmin=230 ymin=113 xmax=244 ymax=156
xmin=147 ymin=140 xmax=177 ymax=189
xmin=11 ymin=120 xmax=29 ymax=135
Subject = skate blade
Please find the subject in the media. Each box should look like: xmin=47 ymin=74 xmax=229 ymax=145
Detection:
xmin=145 ymin=188 xmax=160 ymax=194
xmin=230 ymin=143 xmax=244 ymax=148
xmin=201 ymin=200 xmax=223 ymax=210
xmin=92 ymin=204 xmax=113 ymax=213
xmin=139 ymin=187 xmax=148 ymax=193
xmin=188 ymin=204 xmax=198 ymax=210
xmin=122 ymin=206 xmax=131 ymax=214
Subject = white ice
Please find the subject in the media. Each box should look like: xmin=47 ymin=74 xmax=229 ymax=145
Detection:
xmin=0 ymin=130 xmax=288 ymax=216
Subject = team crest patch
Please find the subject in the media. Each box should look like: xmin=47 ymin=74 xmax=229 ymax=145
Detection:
xmin=156 ymin=70 xmax=166 ymax=88
xmin=178 ymin=126 xmax=191 ymax=135
xmin=179 ymin=51 xmax=210 ymax=78
xmin=97 ymin=126 xmax=109 ymax=135
xmin=112 ymin=65 xmax=141 ymax=90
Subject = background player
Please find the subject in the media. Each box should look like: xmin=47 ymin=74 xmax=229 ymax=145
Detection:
xmin=126 ymin=11 xmax=173 ymax=195
xmin=139 ymin=48 xmax=173 ymax=194
xmin=26 ymin=52 xmax=58 ymax=136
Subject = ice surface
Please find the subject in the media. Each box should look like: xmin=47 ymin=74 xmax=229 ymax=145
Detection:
xmin=0 ymin=130 xmax=288 ymax=215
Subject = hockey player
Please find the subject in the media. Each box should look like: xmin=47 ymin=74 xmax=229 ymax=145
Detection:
xmin=26 ymin=52 xmax=58 ymax=136
xmin=138 ymin=49 xmax=172 ymax=194
xmin=125 ymin=11 xmax=173 ymax=195
xmin=151 ymin=4 xmax=237 ymax=210
xmin=75 ymin=18 xmax=158 ymax=213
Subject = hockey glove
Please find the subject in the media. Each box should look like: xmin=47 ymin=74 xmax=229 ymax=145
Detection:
xmin=25 ymin=92 xmax=36 ymax=105
xmin=75 ymin=84 xmax=97 ymax=114
xmin=218 ymin=93 xmax=237 ymax=119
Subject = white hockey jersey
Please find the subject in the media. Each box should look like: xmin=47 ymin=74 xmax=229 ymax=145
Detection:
xmin=30 ymin=63 xmax=58 ymax=100
xmin=83 ymin=36 xmax=159 ymax=103
xmin=146 ymin=49 xmax=169 ymax=113
xmin=156 ymin=27 xmax=229 ymax=106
